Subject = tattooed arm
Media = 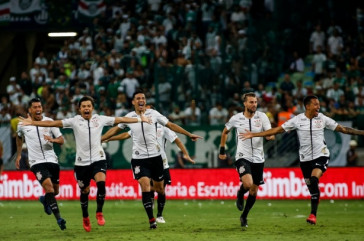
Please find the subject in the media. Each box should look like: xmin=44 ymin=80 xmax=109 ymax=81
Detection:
xmin=335 ymin=125 xmax=364 ymax=135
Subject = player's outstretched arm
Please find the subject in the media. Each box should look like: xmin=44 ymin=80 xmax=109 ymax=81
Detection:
xmin=43 ymin=135 xmax=64 ymax=145
xmin=174 ymin=138 xmax=195 ymax=164
xmin=105 ymin=132 xmax=131 ymax=142
xmin=335 ymin=125 xmax=364 ymax=135
xmin=218 ymin=127 xmax=230 ymax=160
xmin=114 ymin=114 xmax=152 ymax=124
xmin=165 ymin=121 xmax=203 ymax=141
xmin=240 ymin=126 xmax=285 ymax=140
xmin=101 ymin=126 xmax=121 ymax=142
xmin=19 ymin=114 xmax=63 ymax=127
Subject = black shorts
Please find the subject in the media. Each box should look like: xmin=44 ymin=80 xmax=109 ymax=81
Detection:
xmin=235 ymin=158 xmax=265 ymax=186
xmin=300 ymin=156 xmax=329 ymax=179
xmin=30 ymin=162 xmax=60 ymax=185
xmin=150 ymin=168 xmax=172 ymax=186
xmin=74 ymin=160 xmax=107 ymax=189
xmin=131 ymin=155 xmax=164 ymax=181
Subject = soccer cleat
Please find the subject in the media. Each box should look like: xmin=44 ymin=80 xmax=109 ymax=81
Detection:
xmin=83 ymin=217 xmax=91 ymax=232
xmin=156 ymin=216 xmax=166 ymax=223
xmin=39 ymin=196 xmax=52 ymax=215
xmin=57 ymin=218 xmax=66 ymax=230
xmin=149 ymin=218 xmax=157 ymax=229
xmin=96 ymin=212 xmax=105 ymax=226
xmin=306 ymin=214 xmax=316 ymax=225
xmin=240 ymin=215 xmax=248 ymax=228
xmin=236 ymin=190 xmax=244 ymax=211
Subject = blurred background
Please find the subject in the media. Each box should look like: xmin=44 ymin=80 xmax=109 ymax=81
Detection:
xmin=1 ymin=0 xmax=364 ymax=170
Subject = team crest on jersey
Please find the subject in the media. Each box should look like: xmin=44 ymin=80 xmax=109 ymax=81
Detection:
xmin=254 ymin=119 xmax=261 ymax=127
xmin=134 ymin=166 xmax=140 ymax=174
xmin=314 ymin=120 xmax=323 ymax=128
xmin=36 ymin=172 xmax=42 ymax=180
xmin=42 ymin=127 xmax=50 ymax=134
xmin=239 ymin=166 xmax=245 ymax=174
xmin=91 ymin=118 xmax=99 ymax=127
xmin=78 ymin=180 xmax=85 ymax=188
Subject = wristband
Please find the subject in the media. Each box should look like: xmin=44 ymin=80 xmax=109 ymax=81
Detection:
xmin=137 ymin=117 xmax=142 ymax=123
xmin=219 ymin=146 xmax=225 ymax=155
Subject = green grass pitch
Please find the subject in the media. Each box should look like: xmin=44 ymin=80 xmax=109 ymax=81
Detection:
xmin=0 ymin=199 xmax=363 ymax=241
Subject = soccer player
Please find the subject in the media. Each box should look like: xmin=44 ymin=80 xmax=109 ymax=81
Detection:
xmin=103 ymin=105 xmax=195 ymax=224
xmin=19 ymin=96 xmax=151 ymax=232
xmin=219 ymin=92 xmax=274 ymax=228
xmin=101 ymin=90 xmax=202 ymax=229
xmin=240 ymin=95 xmax=364 ymax=225
xmin=16 ymin=98 xmax=66 ymax=230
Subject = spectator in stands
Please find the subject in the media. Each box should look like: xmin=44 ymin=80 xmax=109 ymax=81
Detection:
xmin=309 ymin=24 xmax=325 ymax=54
xmin=7 ymin=77 xmax=22 ymax=106
xmin=184 ymin=99 xmax=201 ymax=126
xmin=346 ymin=140 xmax=358 ymax=167
xmin=168 ymin=105 xmax=185 ymax=126
xmin=209 ymin=102 xmax=228 ymax=126
xmin=327 ymin=29 xmax=343 ymax=56
xmin=289 ymin=51 xmax=305 ymax=73
xmin=326 ymin=80 xmax=344 ymax=102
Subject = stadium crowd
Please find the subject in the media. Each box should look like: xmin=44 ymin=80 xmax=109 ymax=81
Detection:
xmin=1 ymin=0 xmax=364 ymax=148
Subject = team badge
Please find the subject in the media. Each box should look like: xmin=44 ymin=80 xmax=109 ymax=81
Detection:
xmin=314 ymin=120 xmax=323 ymax=128
xmin=135 ymin=166 xmax=140 ymax=174
xmin=78 ymin=180 xmax=85 ymax=188
xmin=254 ymin=119 xmax=261 ymax=127
xmin=91 ymin=118 xmax=99 ymax=127
xmin=36 ymin=171 xmax=42 ymax=180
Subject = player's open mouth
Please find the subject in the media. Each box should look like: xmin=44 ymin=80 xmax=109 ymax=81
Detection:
xmin=35 ymin=111 xmax=41 ymax=115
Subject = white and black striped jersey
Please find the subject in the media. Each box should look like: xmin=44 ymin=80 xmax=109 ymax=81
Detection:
xmin=17 ymin=116 xmax=62 ymax=168
xmin=226 ymin=111 xmax=272 ymax=163
xmin=281 ymin=113 xmax=338 ymax=162
xmin=62 ymin=114 xmax=115 ymax=166
xmin=129 ymin=123 xmax=177 ymax=169
xmin=118 ymin=109 xmax=169 ymax=159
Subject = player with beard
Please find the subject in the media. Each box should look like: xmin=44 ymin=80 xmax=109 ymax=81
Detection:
xmin=19 ymin=96 xmax=151 ymax=232
xmin=240 ymin=95 xmax=364 ymax=225
xmin=102 ymin=90 xmax=202 ymax=229
xmin=16 ymin=98 xmax=66 ymax=230
xmin=219 ymin=92 xmax=274 ymax=228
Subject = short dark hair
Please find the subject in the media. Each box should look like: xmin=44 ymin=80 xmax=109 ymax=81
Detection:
xmin=132 ymin=89 xmax=145 ymax=99
xmin=28 ymin=98 xmax=42 ymax=108
xmin=242 ymin=92 xmax=256 ymax=102
xmin=303 ymin=95 xmax=318 ymax=108
xmin=78 ymin=96 xmax=95 ymax=108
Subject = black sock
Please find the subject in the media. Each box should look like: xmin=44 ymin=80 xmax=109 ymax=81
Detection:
xmin=45 ymin=192 xmax=61 ymax=220
xmin=239 ymin=184 xmax=249 ymax=195
xmin=309 ymin=176 xmax=320 ymax=216
xmin=157 ymin=193 xmax=166 ymax=217
xmin=96 ymin=181 xmax=106 ymax=213
xmin=242 ymin=194 xmax=256 ymax=219
xmin=142 ymin=192 xmax=154 ymax=220
xmin=80 ymin=192 xmax=89 ymax=218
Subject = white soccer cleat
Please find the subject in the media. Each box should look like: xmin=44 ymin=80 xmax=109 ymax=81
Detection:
xmin=156 ymin=216 xmax=166 ymax=223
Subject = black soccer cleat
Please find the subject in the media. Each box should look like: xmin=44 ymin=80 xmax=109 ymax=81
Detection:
xmin=149 ymin=218 xmax=157 ymax=229
xmin=240 ymin=215 xmax=248 ymax=228
xmin=236 ymin=190 xmax=244 ymax=211
xmin=57 ymin=218 xmax=67 ymax=230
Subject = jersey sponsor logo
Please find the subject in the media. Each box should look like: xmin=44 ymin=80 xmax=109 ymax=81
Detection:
xmin=77 ymin=180 xmax=85 ymax=188
xmin=134 ymin=166 xmax=140 ymax=174
xmin=36 ymin=172 xmax=42 ymax=181
xmin=239 ymin=153 xmax=244 ymax=157
xmin=77 ymin=157 xmax=82 ymax=161
xmin=135 ymin=151 xmax=139 ymax=155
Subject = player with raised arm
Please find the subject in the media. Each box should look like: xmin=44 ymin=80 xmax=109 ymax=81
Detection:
xmin=240 ymin=95 xmax=364 ymax=224
xmin=103 ymin=105 xmax=195 ymax=224
xmin=102 ymin=90 xmax=202 ymax=229
xmin=20 ymin=95 xmax=151 ymax=232
xmin=16 ymin=98 xmax=66 ymax=230
xmin=219 ymin=92 xmax=274 ymax=228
